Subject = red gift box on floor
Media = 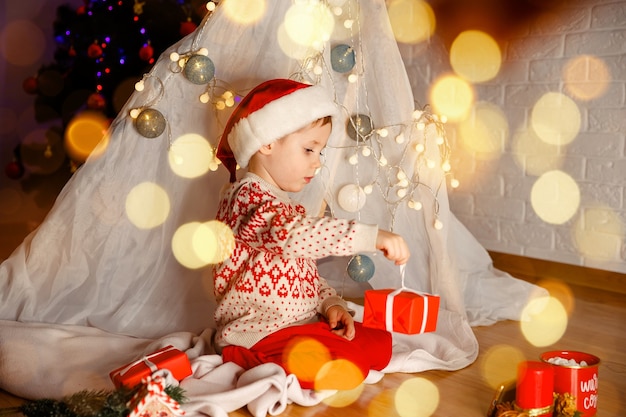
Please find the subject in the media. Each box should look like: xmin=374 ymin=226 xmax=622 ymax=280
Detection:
xmin=362 ymin=287 xmax=440 ymax=334
xmin=110 ymin=345 xmax=192 ymax=388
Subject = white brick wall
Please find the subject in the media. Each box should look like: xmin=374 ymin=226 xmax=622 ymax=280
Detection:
xmin=402 ymin=0 xmax=626 ymax=273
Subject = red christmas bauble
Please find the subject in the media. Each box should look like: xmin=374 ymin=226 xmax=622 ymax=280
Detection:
xmin=87 ymin=93 xmax=106 ymax=110
xmin=180 ymin=20 xmax=197 ymax=37
xmin=22 ymin=76 xmax=38 ymax=94
xmin=76 ymin=5 xmax=86 ymax=15
xmin=5 ymin=161 xmax=24 ymax=180
xmin=87 ymin=43 xmax=103 ymax=59
xmin=139 ymin=44 xmax=154 ymax=61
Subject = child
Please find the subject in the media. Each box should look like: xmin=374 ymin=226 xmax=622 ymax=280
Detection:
xmin=213 ymin=78 xmax=410 ymax=390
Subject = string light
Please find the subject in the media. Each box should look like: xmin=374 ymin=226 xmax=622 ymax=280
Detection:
xmin=124 ymin=0 xmax=455 ymax=233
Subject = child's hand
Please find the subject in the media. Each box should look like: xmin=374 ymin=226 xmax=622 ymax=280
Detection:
xmin=376 ymin=230 xmax=410 ymax=265
xmin=326 ymin=305 xmax=355 ymax=340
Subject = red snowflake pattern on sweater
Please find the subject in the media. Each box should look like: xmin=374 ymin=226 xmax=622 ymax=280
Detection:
xmin=212 ymin=174 xmax=378 ymax=349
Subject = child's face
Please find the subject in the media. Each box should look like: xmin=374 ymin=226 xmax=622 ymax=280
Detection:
xmin=259 ymin=119 xmax=331 ymax=193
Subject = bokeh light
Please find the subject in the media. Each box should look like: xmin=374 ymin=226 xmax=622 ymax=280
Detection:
xmin=450 ymin=30 xmax=501 ymax=83
xmin=0 ymin=20 xmax=46 ymax=66
xmin=284 ymin=1 xmax=334 ymax=51
xmin=563 ymin=55 xmax=611 ymax=101
xmin=64 ymin=111 xmax=110 ymax=163
xmin=480 ymin=344 xmax=526 ymax=389
xmin=457 ymin=101 xmax=508 ymax=159
xmin=20 ymin=127 xmax=66 ymax=175
xmin=531 ymin=170 xmax=580 ymax=225
xmin=394 ymin=377 xmax=439 ymax=417
xmin=387 ymin=0 xmax=436 ymax=44
xmin=430 ymin=74 xmax=475 ymax=122
xmin=574 ymin=205 xmax=624 ymax=262
xmin=315 ymin=358 xmax=364 ymax=391
xmin=168 ymin=133 xmax=214 ymax=178
xmin=285 ymin=337 xmax=331 ymax=386
xmin=125 ymin=182 xmax=171 ymax=229
xmin=536 ymin=279 xmax=575 ymax=316
xmin=512 ymin=127 xmax=564 ymax=176
xmin=531 ymin=92 xmax=581 ymax=146
xmin=192 ymin=220 xmax=235 ymax=265
xmin=520 ymin=296 xmax=568 ymax=347
xmin=222 ymin=0 xmax=266 ymax=25
xmin=172 ymin=220 xmax=234 ymax=269
xmin=277 ymin=23 xmax=314 ymax=60
xmin=322 ymin=382 xmax=365 ymax=407
xmin=172 ymin=222 xmax=209 ymax=269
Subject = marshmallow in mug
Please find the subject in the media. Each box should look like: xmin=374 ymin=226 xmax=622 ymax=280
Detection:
xmin=547 ymin=356 xmax=589 ymax=367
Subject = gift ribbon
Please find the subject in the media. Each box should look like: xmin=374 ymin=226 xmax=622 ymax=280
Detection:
xmin=117 ymin=345 xmax=177 ymax=377
xmin=384 ymin=264 xmax=430 ymax=333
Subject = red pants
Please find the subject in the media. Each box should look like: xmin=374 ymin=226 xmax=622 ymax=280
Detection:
xmin=222 ymin=321 xmax=392 ymax=390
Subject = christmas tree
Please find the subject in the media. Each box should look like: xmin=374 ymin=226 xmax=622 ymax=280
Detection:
xmin=8 ymin=0 xmax=209 ymax=179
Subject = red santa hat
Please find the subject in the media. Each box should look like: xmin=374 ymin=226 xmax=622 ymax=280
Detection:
xmin=216 ymin=78 xmax=342 ymax=182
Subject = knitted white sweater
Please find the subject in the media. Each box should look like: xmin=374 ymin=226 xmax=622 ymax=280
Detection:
xmin=213 ymin=174 xmax=378 ymax=350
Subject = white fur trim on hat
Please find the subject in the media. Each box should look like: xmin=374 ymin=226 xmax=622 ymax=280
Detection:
xmin=228 ymin=84 xmax=342 ymax=169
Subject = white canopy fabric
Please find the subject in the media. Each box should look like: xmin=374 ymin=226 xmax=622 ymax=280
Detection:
xmin=0 ymin=1 xmax=544 ymax=413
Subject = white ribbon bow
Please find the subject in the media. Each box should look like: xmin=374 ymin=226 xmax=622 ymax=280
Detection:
xmin=384 ymin=264 xmax=430 ymax=333
xmin=117 ymin=345 xmax=177 ymax=376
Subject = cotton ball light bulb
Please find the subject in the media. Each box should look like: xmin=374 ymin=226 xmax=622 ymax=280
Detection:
xmin=347 ymin=254 xmax=375 ymax=282
xmin=408 ymin=200 xmax=422 ymax=210
xmin=442 ymin=161 xmax=451 ymax=172
xmin=348 ymin=153 xmax=358 ymax=165
xmin=397 ymin=188 xmax=407 ymax=198
xmin=169 ymin=52 xmax=180 ymax=62
xmin=395 ymin=133 xmax=405 ymax=144
xmin=206 ymin=1 xmax=216 ymax=12
xmin=348 ymin=74 xmax=358 ymax=83
xmin=200 ymin=92 xmax=210 ymax=103
xmin=337 ymin=184 xmax=366 ymax=212
xmin=347 ymin=114 xmax=373 ymax=141
xmin=450 ymin=178 xmax=460 ymax=188
xmin=129 ymin=108 xmax=140 ymax=118
xmin=414 ymin=143 xmax=425 ymax=153
xmin=331 ymin=44 xmax=355 ymax=73
xmin=436 ymin=136 xmax=444 ymax=145
xmin=434 ymin=219 xmax=443 ymax=230
xmin=412 ymin=110 xmax=424 ymax=120
xmin=134 ymin=108 xmax=166 ymax=138
xmin=363 ymin=184 xmax=373 ymax=194
xmin=183 ymin=54 xmax=215 ymax=84
xmin=426 ymin=159 xmax=436 ymax=168
xmin=361 ymin=147 xmax=371 ymax=157
xmin=135 ymin=80 xmax=144 ymax=91
xmin=377 ymin=128 xmax=388 ymax=138
xmin=379 ymin=155 xmax=387 ymax=166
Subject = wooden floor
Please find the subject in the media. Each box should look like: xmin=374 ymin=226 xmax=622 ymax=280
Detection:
xmin=1 ymin=260 xmax=624 ymax=416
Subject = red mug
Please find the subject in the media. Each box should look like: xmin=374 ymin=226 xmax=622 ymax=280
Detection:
xmin=540 ymin=351 xmax=600 ymax=417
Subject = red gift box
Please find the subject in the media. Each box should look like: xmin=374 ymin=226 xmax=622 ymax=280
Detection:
xmin=110 ymin=345 xmax=192 ymax=388
xmin=362 ymin=288 xmax=440 ymax=334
